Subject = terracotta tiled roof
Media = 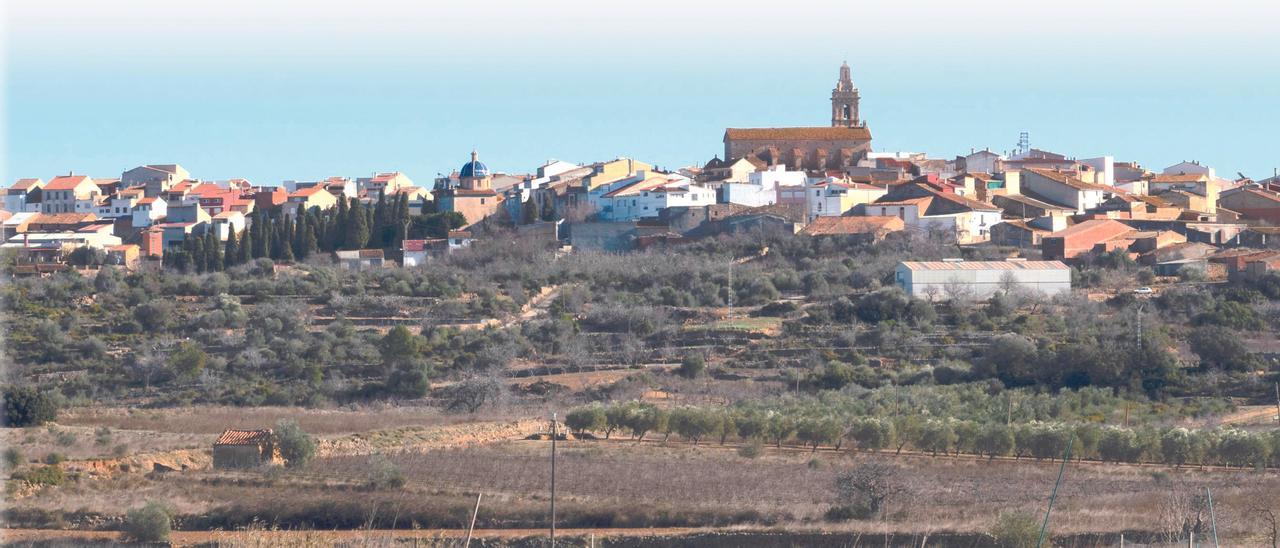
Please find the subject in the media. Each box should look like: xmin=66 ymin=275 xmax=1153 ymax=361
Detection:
xmin=1046 ymin=218 xmax=1134 ymax=241
xmin=45 ymin=175 xmax=93 ymax=191
xmin=215 ymin=429 xmax=273 ymax=446
xmin=447 ymin=230 xmax=472 ymax=239
xmin=29 ymin=212 xmax=97 ymax=225
xmin=1026 ymin=168 xmax=1110 ymax=192
xmin=402 ymin=239 xmax=426 ymax=252
xmin=289 ymin=186 xmax=328 ymax=198
xmin=10 ymin=178 xmax=43 ymax=191
xmin=1152 ymin=173 xmax=1209 ymax=184
xmin=724 ymin=127 xmax=873 ymax=141
xmin=800 ymin=215 xmax=904 ymax=236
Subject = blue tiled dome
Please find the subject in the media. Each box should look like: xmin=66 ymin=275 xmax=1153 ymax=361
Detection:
xmin=460 ymin=150 xmax=488 ymax=178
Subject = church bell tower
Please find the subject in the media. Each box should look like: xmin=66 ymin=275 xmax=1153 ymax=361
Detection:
xmin=830 ymin=61 xmax=862 ymax=128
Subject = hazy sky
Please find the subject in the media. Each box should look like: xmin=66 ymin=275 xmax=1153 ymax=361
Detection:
xmin=4 ymin=1 xmax=1279 ymax=186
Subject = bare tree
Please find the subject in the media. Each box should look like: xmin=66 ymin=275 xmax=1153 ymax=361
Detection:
xmin=1251 ymin=504 xmax=1279 ymax=548
xmin=831 ymin=462 xmax=906 ymax=520
xmin=445 ymin=374 xmax=505 ymax=413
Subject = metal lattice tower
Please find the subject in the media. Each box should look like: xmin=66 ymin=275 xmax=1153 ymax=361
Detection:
xmin=1017 ymin=132 xmax=1030 ymax=156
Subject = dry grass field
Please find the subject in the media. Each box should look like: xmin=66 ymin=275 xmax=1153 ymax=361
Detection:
xmin=7 ymin=406 xmax=1280 ymax=546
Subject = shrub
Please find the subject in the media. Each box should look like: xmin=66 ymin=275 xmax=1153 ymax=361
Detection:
xmin=16 ymin=465 xmax=65 ymax=487
xmin=55 ymin=430 xmax=78 ymax=447
xmin=43 ymin=453 xmax=66 ymax=465
xmin=831 ymin=463 xmax=901 ymax=520
xmin=365 ymin=455 xmax=406 ymax=490
xmin=565 ymin=405 xmax=607 ymax=434
xmin=3 ymin=447 xmax=24 ymax=469
xmin=122 ymin=501 xmax=172 ymax=542
xmin=3 ymin=385 xmax=60 ymax=427
xmin=738 ymin=439 xmax=763 ymax=459
xmin=990 ymin=511 xmax=1042 ymax=548
xmin=95 ymin=427 xmax=113 ymax=446
xmin=275 ymin=419 xmax=316 ymax=468
xmin=677 ymin=355 xmax=706 ymax=379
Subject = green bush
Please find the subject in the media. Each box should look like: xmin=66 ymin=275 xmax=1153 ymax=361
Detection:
xmin=737 ymin=439 xmax=763 ymax=459
xmin=275 ymin=419 xmax=316 ymax=468
xmin=42 ymin=453 xmax=66 ymax=465
xmin=365 ymin=455 xmax=406 ymax=490
xmin=677 ymin=355 xmax=706 ymax=379
xmin=3 ymin=385 xmax=60 ymax=427
xmin=16 ymin=465 xmax=65 ymax=487
xmin=3 ymin=447 xmax=24 ymax=469
xmin=122 ymin=501 xmax=172 ymax=542
xmin=990 ymin=511 xmax=1042 ymax=548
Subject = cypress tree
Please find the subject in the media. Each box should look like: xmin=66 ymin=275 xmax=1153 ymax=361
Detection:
xmin=239 ymin=230 xmax=253 ymax=264
xmin=334 ymin=197 xmax=349 ymax=250
xmin=302 ymin=225 xmax=318 ymax=259
xmin=522 ymin=198 xmax=538 ymax=224
xmin=345 ymin=199 xmax=370 ymax=250
xmin=205 ymin=230 xmax=222 ymax=272
xmin=541 ymin=196 xmax=557 ymax=221
xmin=251 ymin=212 xmax=268 ymax=258
xmin=292 ymin=205 xmax=307 ymax=257
xmin=224 ymin=229 xmax=240 ymax=269
xmin=373 ymin=192 xmax=388 ymax=246
xmin=190 ymin=235 xmax=206 ymax=273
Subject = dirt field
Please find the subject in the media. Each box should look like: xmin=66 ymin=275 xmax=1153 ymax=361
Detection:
xmin=7 ymin=408 xmax=1280 ymax=546
xmin=307 ymin=438 xmax=1280 ymax=539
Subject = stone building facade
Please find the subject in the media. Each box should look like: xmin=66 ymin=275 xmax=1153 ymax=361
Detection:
xmin=723 ymin=62 xmax=872 ymax=172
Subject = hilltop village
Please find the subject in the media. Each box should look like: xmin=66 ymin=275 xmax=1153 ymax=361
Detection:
xmin=4 ymin=63 xmax=1280 ymax=546
xmin=6 ymin=62 xmax=1279 ymax=284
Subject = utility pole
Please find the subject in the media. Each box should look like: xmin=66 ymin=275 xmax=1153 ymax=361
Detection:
xmin=727 ymin=255 xmax=734 ymax=321
xmin=550 ymin=412 xmax=557 ymax=547
xmin=1206 ymin=487 xmax=1220 ymax=547
xmin=1036 ymin=435 xmax=1074 ymax=548
xmin=1274 ymin=382 xmax=1279 ymax=426
xmin=464 ymin=493 xmax=482 ymax=548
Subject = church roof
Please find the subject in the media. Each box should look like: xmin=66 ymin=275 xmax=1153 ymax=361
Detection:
xmin=724 ymin=126 xmax=872 ymax=142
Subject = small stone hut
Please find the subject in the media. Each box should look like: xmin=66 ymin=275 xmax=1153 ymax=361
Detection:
xmin=212 ymin=429 xmax=281 ymax=469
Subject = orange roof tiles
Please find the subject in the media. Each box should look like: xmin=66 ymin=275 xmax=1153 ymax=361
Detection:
xmin=215 ymin=429 xmax=273 ymax=446
xmin=45 ymin=175 xmax=93 ymax=191
xmin=724 ymin=127 xmax=873 ymax=141
xmin=11 ymin=178 xmax=43 ymax=190
xmin=1152 ymin=173 xmax=1209 ymax=184
xmin=799 ymin=215 xmax=904 ymax=236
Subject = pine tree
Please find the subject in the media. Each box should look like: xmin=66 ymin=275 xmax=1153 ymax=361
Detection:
xmin=224 ymin=229 xmax=240 ymax=269
xmin=345 ymin=199 xmax=370 ymax=250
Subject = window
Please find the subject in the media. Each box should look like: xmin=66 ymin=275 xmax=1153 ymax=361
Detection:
xmin=898 ymin=207 xmax=905 ymax=219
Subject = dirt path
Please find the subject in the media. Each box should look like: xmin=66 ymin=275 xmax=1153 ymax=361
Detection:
xmin=317 ymin=418 xmax=545 ymax=457
xmin=1218 ymin=404 xmax=1280 ymax=426
xmin=1 ymin=527 xmax=706 ymax=546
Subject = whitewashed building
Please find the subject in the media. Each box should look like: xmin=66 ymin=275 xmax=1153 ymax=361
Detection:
xmin=592 ymin=171 xmax=715 ymax=221
xmin=895 ymin=259 xmax=1071 ymax=300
